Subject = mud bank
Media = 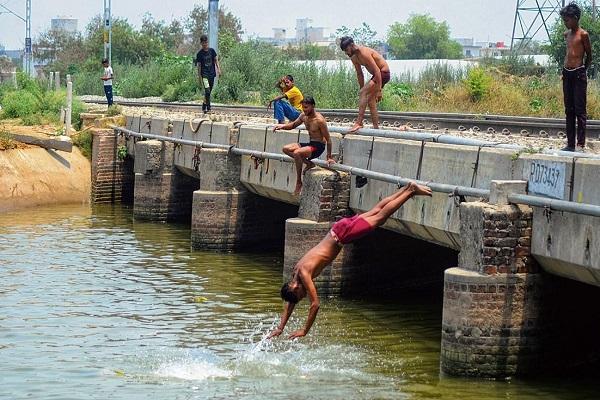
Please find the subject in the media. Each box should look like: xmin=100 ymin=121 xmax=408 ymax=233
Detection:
xmin=0 ymin=147 xmax=90 ymax=212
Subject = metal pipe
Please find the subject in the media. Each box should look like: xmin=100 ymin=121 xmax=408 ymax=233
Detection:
xmin=508 ymin=193 xmax=600 ymax=218
xmin=114 ymin=126 xmax=600 ymax=217
xmin=113 ymin=126 xmax=489 ymax=199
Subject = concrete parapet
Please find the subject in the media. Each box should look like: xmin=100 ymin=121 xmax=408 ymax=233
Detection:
xmin=531 ymin=207 xmax=600 ymax=286
xmin=514 ymin=153 xmax=573 ymax=201
xmin=91 ymin=128 xmax=134 ymax=204
xmin=572 ymin=157 xmax=600 ymax=205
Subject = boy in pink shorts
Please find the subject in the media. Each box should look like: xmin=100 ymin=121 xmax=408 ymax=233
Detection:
xmin=268 ymin=181 xmax=432 ymax=339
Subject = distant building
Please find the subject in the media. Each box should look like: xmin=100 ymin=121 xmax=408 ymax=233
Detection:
xmin=51 ymin=17 xmax=78 ymax=33
xmin=454 ymin=38 xmax=510 ymax=59
xmin=258 ymin=18 xmax=334 ymax=49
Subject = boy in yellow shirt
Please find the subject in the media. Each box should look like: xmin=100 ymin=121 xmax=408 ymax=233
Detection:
xmin=267 ymin=75 xmax=304 ymax=123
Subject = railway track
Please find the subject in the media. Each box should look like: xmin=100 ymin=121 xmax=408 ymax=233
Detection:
xmin=83 ymin=99 xmax=600 ymax=141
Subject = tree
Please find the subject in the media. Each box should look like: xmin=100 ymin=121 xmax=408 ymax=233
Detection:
xmin=335 ymin=23 xmax=378 ymax=47
xmin=546 ymin=4 xmax=600 ymax=73
xmin=140 ymin=13 xmax=184 ymax=53
xmin=387 ymin=14 xmax=462 ymax=59
xmin=34 ymin=28 xmax=84 ymax=65
xmin=185 ymin=5 xmax=243 ymax=56
xmin=84 ymin=15 xmax=163 ymax=64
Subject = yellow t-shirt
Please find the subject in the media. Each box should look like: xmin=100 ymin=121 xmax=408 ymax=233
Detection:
xmin=285 ymin=86 xmax=304 ymax=111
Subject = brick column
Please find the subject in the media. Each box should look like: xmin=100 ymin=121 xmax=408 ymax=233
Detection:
xmin=91 ymin=128 xmax=134 ymax=204
xmin=133 ymin=139 xmax=199 ymax=222
xmin=191 ymin=149 xmax=294 ymax=251
xmin=283 ymin=169 xmax=354 ymax=297
xmin=440 ymin=180 xmax=543 ymax=378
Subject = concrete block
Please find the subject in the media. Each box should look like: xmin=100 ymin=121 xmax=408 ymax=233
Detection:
xmin=419 ymin=143 xmax=479 ymax=187
xmin=514 ymin=154 xmax=573 ymax=201
xmin=572 ymin=158 xmax=600 ymax=206
xmin=531 ymin=207 xmax=600 ymax=287
xmin=489 ymin=180 xmax=527 ymax=205
xmin=473 ymin=148 xmax=517 ymax=189
xmin=134 ymin=140 xmax=162 ymax=174
xmin=150 ymin=117 xmax=169 ymax=136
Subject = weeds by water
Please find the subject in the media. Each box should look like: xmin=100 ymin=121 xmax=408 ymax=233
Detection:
xmin=71 ymin=129 xmax=92 ymax=159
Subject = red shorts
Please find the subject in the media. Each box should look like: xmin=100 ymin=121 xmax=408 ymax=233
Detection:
xmin=371 ymin=70 xmax=391 ymax=88
xmin=330 ymin=215 xmax=375 ymax=245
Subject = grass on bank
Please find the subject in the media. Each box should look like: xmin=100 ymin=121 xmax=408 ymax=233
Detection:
xmin=0 ymin=72 xmax=86 ymax=127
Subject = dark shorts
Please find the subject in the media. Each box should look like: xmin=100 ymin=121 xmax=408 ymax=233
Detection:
xmin=300 ymin=141 xmax=325 ymax=160
xmin=330 ymin=215 xmax=375 ymax=245
xmin=371 ymin=70 xmax=391 ymax=88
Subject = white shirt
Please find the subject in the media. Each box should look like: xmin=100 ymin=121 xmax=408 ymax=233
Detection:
xmin=103 ymin=66 xmax=113 ymax=86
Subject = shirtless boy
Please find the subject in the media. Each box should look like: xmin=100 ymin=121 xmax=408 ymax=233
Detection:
xmin=340 ymin=36 xmax=391 ymax=133
xmin=274 ymin=96 xmax=335 ymax=195
xmin=560 ymin=2 xmax=592 ymax=152
xmin=268 ymin=181 xmax=432 ymax=339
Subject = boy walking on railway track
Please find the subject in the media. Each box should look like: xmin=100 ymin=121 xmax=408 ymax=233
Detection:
xmin=267 ymin=181 xmax=432 ymax=339
xmin=560 ymin=2 xmax=593 ymax=152
xmin=194 ymin=34 xmax=221 ymax=113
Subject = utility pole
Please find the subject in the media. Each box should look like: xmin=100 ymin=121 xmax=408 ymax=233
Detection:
xmin=511 ymin=0 xmax=564 ymax=54
xmin=0 ymin=1 xmax=32 ymax=76
xmin=25 ymin=0 xmax=31 ymax=76
xmin=103 ymin=0 xmax=112 ymax=64
xmin=208 ymin=0 xmax=219 ymax=56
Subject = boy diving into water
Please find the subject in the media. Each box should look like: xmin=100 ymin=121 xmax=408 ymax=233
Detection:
xmin=268 ymin=181 xmax=432 ymax=339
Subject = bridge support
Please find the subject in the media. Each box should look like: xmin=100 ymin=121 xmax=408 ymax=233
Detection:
xmin=440 ymin=181 xmax=544 ymax=378
xmin=133 ymin=139 xmax=199 ymax=221
xmin=283 ymin=169 xmax=354 ymax=296
xmin=91 ymin=128 xmax=134 ymax=204
xmin=191 ymin=148 xmax=294 ymax=251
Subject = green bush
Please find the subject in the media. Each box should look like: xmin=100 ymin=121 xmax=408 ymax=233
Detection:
xmin=465 ymin=67 xmax=492 ymax=102
xmin=1 ymin=90 xmax=39 ymax=118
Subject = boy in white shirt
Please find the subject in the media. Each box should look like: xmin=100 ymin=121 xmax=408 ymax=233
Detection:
xmin=101 ymin=58 xmax=114 ymax=107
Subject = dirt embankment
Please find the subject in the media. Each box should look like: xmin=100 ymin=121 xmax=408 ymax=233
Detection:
xmin=0 ymin=146 xmax=90 ymax=212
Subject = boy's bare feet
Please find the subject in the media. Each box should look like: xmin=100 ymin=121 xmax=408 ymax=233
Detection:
xmin=407 ymin=181 xmax=432 ymax=197
xmin=303 ymin=161 xmax=315 ymax=175
xmin=348 ymin=123 xmax=363 ymax=133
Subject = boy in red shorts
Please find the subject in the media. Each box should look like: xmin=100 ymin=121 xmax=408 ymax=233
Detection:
xmin=268 ymin=181 xmax=432 ymax=339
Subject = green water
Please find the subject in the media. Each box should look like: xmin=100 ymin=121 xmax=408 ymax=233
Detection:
xmin=0 ymin=205 xmax=597 ymax=400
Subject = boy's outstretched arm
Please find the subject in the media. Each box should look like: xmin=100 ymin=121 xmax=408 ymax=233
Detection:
xmin=268 ymin=301 xmax=296 ymax=339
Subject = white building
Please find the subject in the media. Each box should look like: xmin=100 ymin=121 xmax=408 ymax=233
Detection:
xmin=51 ymin=17 xmax=78 ymax=33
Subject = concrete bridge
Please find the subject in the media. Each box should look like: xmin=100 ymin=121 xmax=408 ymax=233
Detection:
xmin=88 ymin=112 xmax=600 ymax=379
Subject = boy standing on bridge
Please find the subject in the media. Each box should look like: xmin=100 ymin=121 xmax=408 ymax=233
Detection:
xmin=268 ymin=181 xmax=432 ymax=339
xmin=560 ymin=2 xmax=592 ymax=152
xmin=340 ymin=36 xmax=391 ymax=134
xmin=194 ymin=34 xmax=221 ymax=113
xmin=274 ymin=96 xmax=335 ymax=195
xmin=268 ymin=75 xmax=304 ymax=124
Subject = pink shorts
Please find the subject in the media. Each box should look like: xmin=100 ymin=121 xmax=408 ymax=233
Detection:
xmin=330 ymin=215 xmax=375 ymax=245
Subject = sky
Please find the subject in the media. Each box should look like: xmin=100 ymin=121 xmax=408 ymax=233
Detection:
xmin=0 ymin=0 xmax=549 ymax=50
